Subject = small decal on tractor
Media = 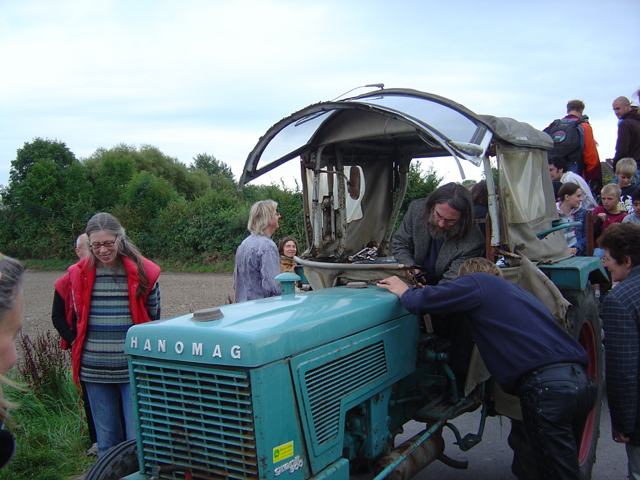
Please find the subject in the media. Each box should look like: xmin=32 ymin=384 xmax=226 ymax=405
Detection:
xmin=274 ymin=455 xmax=303 ymax=476
xmin=273 ymin=441 xmax=294 ymax=463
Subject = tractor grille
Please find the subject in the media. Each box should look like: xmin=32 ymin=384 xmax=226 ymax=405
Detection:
xmin=131 ymin=358 xmax=257 ymax=480
xmin=305 ymin=341 xmax=387 ymax=445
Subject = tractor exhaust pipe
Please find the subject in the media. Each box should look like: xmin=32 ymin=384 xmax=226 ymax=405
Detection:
xmin=374 ymin=431 xmax=445 ymax=480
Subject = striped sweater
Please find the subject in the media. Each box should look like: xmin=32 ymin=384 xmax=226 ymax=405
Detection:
xmin=79 ymin=266 xmax=160 ymax=383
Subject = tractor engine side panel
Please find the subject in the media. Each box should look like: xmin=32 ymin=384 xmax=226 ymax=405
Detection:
xmin=290 ymin=315 xmax=419 ymax=475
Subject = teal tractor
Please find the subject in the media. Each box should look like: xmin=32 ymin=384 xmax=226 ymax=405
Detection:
xmin=86 ymin=88 xmax=606 ymax=480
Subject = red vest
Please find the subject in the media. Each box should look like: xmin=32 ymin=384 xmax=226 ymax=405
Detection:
xmin=68 ymin=255 xmax=161 ymax=386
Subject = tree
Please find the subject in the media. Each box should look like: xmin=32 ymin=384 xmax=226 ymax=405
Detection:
xmin=397 ymin=161 xmax=443 ymax=226
xmin=0 ymin=139 xmax=92 ymax=258
xmin=9 ymin=138 xmax=75 ymax=184
xmin=189 ymin=153 xmax=236 ymax=192
xmin=190 ymin=153 xmax=234 ymax=180
xmin=84 ymin=144 xmax=208 ymax=202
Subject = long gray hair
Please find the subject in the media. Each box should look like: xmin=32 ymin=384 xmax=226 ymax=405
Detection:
xmin=85 ymin=213 xmax=149 ymax=297
xmin=423 ymin=182 xmax=475 ymax=240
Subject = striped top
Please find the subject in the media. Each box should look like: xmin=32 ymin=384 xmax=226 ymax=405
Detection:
xmin=80 ymin=266 xmax=161 ymax=383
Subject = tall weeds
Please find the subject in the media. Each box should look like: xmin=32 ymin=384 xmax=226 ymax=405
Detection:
xmin=0 ymin=332 xmax=94 ymax=479
xmin=17 ymin=330 xmax=71 ymax=398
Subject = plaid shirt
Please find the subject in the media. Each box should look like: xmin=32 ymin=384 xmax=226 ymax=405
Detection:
xmin=603 ymin=266 xmax=640 ymax=443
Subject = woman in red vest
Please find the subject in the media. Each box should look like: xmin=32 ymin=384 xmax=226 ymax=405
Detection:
xmin=68 ymin=213 xmax=161 ymax=457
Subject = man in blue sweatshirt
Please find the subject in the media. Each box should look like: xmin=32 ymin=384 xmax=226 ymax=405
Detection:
xmin=377 ymin=258 xmax=594 ymax=480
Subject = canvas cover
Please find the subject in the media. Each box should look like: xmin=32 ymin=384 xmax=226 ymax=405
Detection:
xmin=497 ymin=145 xmax=571 ymax=263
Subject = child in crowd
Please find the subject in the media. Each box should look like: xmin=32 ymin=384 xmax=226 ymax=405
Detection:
xmin=556 ymin=182 xmax=587 ymax=256
xmin=615 ymin=157 xmax=637 ymax=214
xmin=593 ymin=183 xmax=627 ymax=257
xmin=622 ymin=187 xmax=640 ymax=225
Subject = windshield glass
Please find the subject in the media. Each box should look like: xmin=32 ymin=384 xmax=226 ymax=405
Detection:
xmin=259 ymin=111 xmax=331 ymax=165
xmin=350 ymin=93 xmax=480 ymax=143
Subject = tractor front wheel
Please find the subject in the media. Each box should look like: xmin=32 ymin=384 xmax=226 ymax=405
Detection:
xmin=84 ymin=439 xmax=139 ymax=480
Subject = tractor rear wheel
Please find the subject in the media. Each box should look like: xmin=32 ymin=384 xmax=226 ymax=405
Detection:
xmin=84 ymin=439 xmax=138 ymax=480
xmin=564 ymin=284 xmax=604 ymax=480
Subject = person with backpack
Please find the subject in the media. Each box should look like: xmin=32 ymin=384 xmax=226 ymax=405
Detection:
xmin=544 ymin=100 xmax=601 ymax=191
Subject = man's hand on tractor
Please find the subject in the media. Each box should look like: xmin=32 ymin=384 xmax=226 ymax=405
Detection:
xmin=377 ymin=276 xmax=410 ymax=298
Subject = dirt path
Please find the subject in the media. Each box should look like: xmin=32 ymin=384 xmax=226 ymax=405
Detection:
xmin=21 ymin=270 xmax=235 ymax=343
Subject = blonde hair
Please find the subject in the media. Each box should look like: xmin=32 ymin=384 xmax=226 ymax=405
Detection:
xmin=616 ymin=157 xmax=638 ymax=177
xmin=0 ymin=255 xmax=26 ymax=424
xmin=602 ymin=183 xmax=621 ymax=198
xmin=248 ymin=200 xmax=278 ymax=236
xmin=457 ymin=257 xmax=503 ymax=277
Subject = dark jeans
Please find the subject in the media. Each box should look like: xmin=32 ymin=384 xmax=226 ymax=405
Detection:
xmin=515 ymin=362 xmax=596 ymax=480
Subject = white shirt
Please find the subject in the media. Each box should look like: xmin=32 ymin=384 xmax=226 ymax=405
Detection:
xmin=561 ymin=171 xmax=597 ymax=210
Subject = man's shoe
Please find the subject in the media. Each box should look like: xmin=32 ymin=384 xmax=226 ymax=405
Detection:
xmin=86 ymin=442 xmax=98 ymax=456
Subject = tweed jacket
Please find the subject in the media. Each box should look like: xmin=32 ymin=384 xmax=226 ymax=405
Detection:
xmin=392 ymin=198 xmax=485 ymax=283
xmin=602 ymin=266 xmax=640 ymax=445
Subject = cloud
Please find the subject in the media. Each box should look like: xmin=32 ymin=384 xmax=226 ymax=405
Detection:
xmin=0 ymin=0 xmax=638 ymax=187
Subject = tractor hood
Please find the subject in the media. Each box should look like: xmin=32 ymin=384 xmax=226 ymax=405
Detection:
xmin=126 ymin=286 xmax=409 ymax=367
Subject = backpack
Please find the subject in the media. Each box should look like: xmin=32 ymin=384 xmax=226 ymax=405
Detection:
xmin=543 ymin=117 xmax=585 ymax=174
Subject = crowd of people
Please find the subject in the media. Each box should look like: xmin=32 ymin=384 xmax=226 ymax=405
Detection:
xmin=0 ymin=94 xmax=638 ymax=480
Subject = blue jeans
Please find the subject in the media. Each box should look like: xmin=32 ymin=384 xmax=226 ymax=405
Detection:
xmin=515 ymin=362 xmax=596 ymax=480
xmin=83 ymin=382 xmax=135 ymax=457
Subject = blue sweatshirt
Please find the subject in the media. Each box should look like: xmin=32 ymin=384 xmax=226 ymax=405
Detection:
xmin=400 ymin=273 xmax=587 ymax=394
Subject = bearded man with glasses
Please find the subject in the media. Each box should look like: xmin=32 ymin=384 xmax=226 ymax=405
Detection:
xmin=392 ymin=182 xmax=485 ymax=286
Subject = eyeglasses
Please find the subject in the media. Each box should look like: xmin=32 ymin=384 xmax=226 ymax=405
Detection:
xmin=433 ymin=208 xmax=459 ymax=226
xmin=601 ymin=255 xmax=610 ymax=264
xmin=272 ymin=211 xmax=280 ymax=217
xmin=90 ymin=240 xmax=117 ymax=250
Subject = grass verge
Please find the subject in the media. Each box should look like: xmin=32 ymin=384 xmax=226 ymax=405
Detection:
xmin=0 ymin=373 xmax=95 ymax=480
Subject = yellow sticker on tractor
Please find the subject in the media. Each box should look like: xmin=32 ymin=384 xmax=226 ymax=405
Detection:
xmin=273 ymin=441 xmax=294 ymax=463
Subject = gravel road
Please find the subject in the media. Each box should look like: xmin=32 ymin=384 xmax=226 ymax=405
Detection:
xmin=21 ymin=270 xmax=235 ymax=345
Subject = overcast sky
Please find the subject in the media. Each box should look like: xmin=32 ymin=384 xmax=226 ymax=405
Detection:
xmin=1 ymin=0 xmax=639 ymax=188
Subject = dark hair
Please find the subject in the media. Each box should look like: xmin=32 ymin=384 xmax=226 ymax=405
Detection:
xmin=470 ymin=180 xmax=488 ymax=207
xmin=557 ymin=182 xmax=581 ymax=202
xmin=278 ymin=237 xmax=299 ymax=257
xmin=548 ymin=156 xmax=568 ymax=173
xmin=424 ymin=182 xmax=475 ymax=239
xmin=632 ymin=187 xmax=640 ymax=203
xmin=85 ymin=212 xmax=149 ymax=297
xmin=598 ymin=223 xmax=640 ymax=266
xmin=566 ymin=99 xmax=585 ymax=113
xmin=552 ymin=181 xmax=563 ymax=201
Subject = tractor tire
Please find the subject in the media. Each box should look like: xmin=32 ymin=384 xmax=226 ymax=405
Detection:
xmin=564 ymin=284 xmax=604 ymax=480
xmin=84 ymin=439 xmax=139 ymax=480
xmin=509 ymin=283 xmax=604 ymax=480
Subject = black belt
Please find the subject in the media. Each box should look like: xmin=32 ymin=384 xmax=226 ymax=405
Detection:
xmin=518 ymin=362 xmax=582 ymax=388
